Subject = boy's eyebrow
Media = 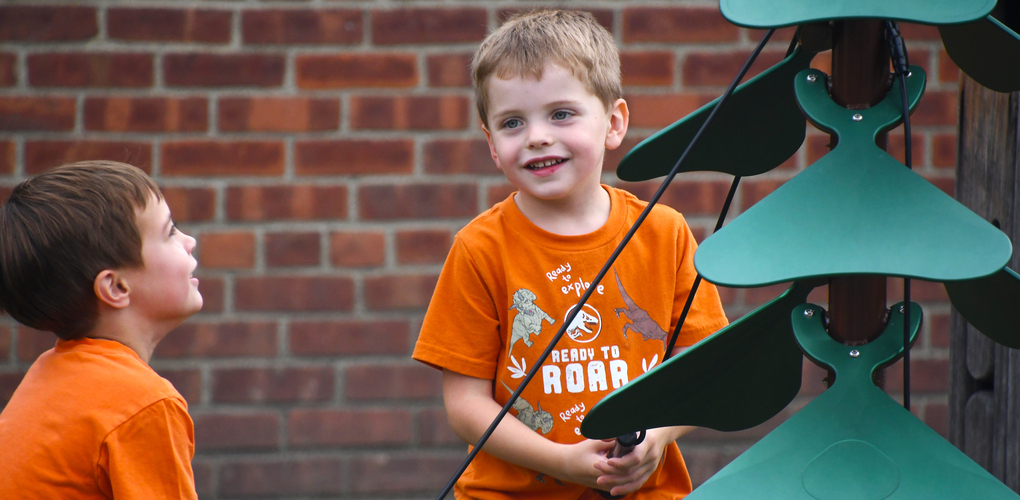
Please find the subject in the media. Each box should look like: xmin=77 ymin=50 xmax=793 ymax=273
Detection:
xmin=490 ymin=99 xmax=584 ymax=120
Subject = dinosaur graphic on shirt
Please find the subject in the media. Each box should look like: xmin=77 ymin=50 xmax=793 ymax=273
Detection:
xmin=508 ymin=288 xmax=555 ymax=358
xmin=613 ymin=269 xmax=668 ymax=349
xmin=500 ymin=380 xmax=554 ymax=434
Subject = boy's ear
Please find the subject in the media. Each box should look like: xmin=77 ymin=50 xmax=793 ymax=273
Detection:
xmin=605 ymin=98 xmax=630 ymax=150
xmin=94 ymin=270 xmax=130 ymax=309
xmin=481 ymin=124 xmax=503 ymax=170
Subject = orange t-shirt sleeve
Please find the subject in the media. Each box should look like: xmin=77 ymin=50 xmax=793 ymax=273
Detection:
xmin=670 ymin=214 xmax=729 ymax=347
xmin=97 ymin=398 xmax=198 ymax=500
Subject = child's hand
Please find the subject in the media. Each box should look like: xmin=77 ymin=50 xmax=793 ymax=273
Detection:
xmin=552 ymin=438 xmax=618 ymax=490
xmin=592 ymin=427 xmax=686 ymax=496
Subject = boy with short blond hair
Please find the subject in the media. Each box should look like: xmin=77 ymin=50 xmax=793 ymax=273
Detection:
xmin=413 ymin=9 xmax=728 ymax=499
xmin=0 ymin=160 xmax=202 ymax=499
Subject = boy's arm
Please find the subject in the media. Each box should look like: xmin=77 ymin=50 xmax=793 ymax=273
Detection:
xmin=594 ymin=425 xmax=695 ymax=496
xmin=443 ymin=369 xmax=616 ymax=490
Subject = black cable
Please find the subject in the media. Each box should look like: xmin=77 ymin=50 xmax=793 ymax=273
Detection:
xmin=433 ymin=28 xmax=778 ymax=500
xmin=885 ymin=20 xmax=912 ymax=411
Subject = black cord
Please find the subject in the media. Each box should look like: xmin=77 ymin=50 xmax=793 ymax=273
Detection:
xmin=885 ymin=20 xmax=912 ymax=411
xmin=433 ymin=28 xmax=778 ymax=500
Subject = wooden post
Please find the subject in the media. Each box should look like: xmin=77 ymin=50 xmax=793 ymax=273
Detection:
xmin=949 ymin=74 xmax=1020 ymax=490
xmin=825 ymin=20 xmax=890 ymax=385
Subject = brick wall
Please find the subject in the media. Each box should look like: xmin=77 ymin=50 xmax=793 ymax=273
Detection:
xmin=0 ymin=2 xmax=960 ymax=498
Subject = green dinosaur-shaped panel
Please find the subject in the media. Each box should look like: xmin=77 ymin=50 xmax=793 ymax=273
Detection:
xmin=945 ymin=267 xmax=1020 ymax=348
xmin=616 ymin=47 xmax=812 ymax=182
xmin=941 ymin=16 xmax=1020 ymax=93
xmin=695 ymin=67 xmax=1014 ymax=287
xmin=580 ymin=282 xmax=813 ymax=439
xmin=720 ymin=0 xmax=994 ymax=29
xmin=686 ymin=302 xmax=1019 ymax=499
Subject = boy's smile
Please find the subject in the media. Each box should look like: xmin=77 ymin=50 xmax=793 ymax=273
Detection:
xmin=483 ymin=62 xmax=628 ymax=223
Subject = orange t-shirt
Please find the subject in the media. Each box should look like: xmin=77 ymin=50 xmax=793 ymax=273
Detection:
xmin=413 ymin=186 xmax=729 ymax=499
xmin=0 ymin=337 xmax=198 ymax=499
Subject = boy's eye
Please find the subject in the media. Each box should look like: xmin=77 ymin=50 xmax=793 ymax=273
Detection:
xmin=169 ymin=224 xmax=178 ymax=237
xmin=502 ymin=118 xmax=522 ymax=129
xmin=552 ymin=110 xmax=572 ymax=120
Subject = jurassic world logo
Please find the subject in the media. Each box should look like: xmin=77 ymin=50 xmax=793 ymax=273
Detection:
xmin=563 ymin=304 xmax=601 ymax=343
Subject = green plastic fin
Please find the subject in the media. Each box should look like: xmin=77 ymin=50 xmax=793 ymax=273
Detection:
xmin=940 ymin=16 xmax=1020 ymax=93
xmin=580 ymin=282 xmax=813 ymax=439
xmin=720 ymin=0 xmax=995 ymax=29
xmin=945 ymin=267 xmax=1020 ymax=348
xmin=687 ymin=303 xmax=1019 ymax=500
xmin=616 ymin=48 xmax=812 ymax=182
xmin=695 ymin=67 xmax=1013 ymax=287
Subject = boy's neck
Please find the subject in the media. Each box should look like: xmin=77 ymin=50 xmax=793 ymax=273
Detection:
xmin=86 ymin=308 xmax=173 ymax=364
xmin=513 ymin=184 xmax=612 ymax=236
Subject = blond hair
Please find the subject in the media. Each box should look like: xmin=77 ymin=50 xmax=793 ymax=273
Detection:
xmin=471 ymin=10 xmax=622 ymax=127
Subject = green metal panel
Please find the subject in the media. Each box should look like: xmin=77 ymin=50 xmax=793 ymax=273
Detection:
xmin=685 ymin=302 xmax=1019 ymax=499
xmin=720 ymin=0 xmax=995 ymax=29
xmin=616 ymin=48 xmax=813 ymax=182
xmin=945 ymin=267 xmax=1020 ymax=348
xmin=940 ymin=16 xmax=1020 ymax=93
xmin=695 ymin=67 xmax=1014 ymax=287
xmin=580 ymin=282 xmax=814 ymax=439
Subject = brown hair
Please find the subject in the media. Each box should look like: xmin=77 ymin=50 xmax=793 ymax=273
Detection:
xmin=471 ymin=10 xmax=622 ymax=127
xmin=0 ymin=161 xmax=161 ymax=340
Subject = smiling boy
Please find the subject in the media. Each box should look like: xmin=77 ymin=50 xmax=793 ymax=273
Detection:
xmin=412 ymin=10 xmax=729 ymax=500
xmin=0 ymin=161 xmax=201 ymax=499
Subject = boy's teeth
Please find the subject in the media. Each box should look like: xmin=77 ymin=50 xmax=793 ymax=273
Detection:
xmin=529 ymin=159 xmax=561 ymax=169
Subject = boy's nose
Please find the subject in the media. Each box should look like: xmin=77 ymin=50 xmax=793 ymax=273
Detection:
xmin=526 ymin=124 xmax=553 ymax=148
xmin=183 ymin=233 xmax=197 ymax=253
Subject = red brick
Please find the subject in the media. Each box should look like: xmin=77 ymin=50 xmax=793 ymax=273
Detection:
xmin=0 ymin=325 xmax=11 ymax=359
xmin=0 ymin=6 xmax=96 ymax=41
xmin=164 ymin=54 xmax=284 ymax=87
xmin=365 ymin=274 xmax=439 ymax=311
xmin=418 ymin=407 xmax=461 ymax=446
xmin=155 ymin=368 xmax=202 ymax=404
xmin=194 ymin=413 xmax=279 ymax=451
xmin=161 ymin=141 xmax=284 ymax=176
xmin=927 ymin=176 xmax=955 ymax=197
xmin=329 ymin=231 xmax=386 ymax=268
xmin=939 ymin=49 xmax=961 ymax=85
xmin=623 ymin=7 xmax=738 ymax=43
xmin=887 ymin=278 xmax=949 ymax=303
xmin=885 ymin=132 xmax=925 ymax=167
xmin=0 ymin=53 xmax=16 ymax=86
xmin=884 ymin=358 xmax=950 ymax=394
xmin=350 ymin=95 xmax=469 ymax=130
xmin=899 ymin=23 xmax=941 ymax=41
xmin=496 ymin=8 xmax=613 ymax=32
xmin=744 ymin=26 xmax=799 ymax=44
xmin=372 ymin=8 xmax=487 ymax=45
xmin=932 ymin=133 xmax=957 ymax=168
xmin=396 ymin=229 xmax=452 ymax=264
xmin=929 ymin=312 xmax=951 ymax=348
xmin=156 ymin=322 xmax=278 ymax=358
xmin=741 ymin=178 xmax=787 ymax=209
xmin=625 ymin=93 xmax=714 ymax=128
xmin=911 ymin=91 xmax=958 ymax=126
xmin=24 ymin=141 xmax=153 ymax=175
xmin=219 ymin=459 xmax=343 ymax=497
xmin=0 ymin=97 xmax=75 ymax=131
xmin=16 ymin=327 xmax=55 ymax=362
xmin=213 ymin=367 xmax=333 ymax=403
xmin=107 ymin=8 xmax=231 ymax=43
xmin=28 ymin=53 xmax=152 ymax=88
xmin=289 ymin=409 xmax=412 ymax=447
xmin=266 ymin=232 xmax=320 ymax=267
xmin=235 ymin=277 xmax=354 ymax=312
xmin=198 ymin=231 xmax=255 ymax=269
xmin=924 ymin=402 xmax=949 ymax=438
xmin=219 ymin=97 xmax=339 ymax=132
xmin=427 ymin=53 xmax=472 ymax=88
xmin=289 ymin=320 xmax=410 ymax=356
xmin=350 ymin=455 xmax=462 ymax=494
xmin=620 ymin=180 xmax=735 ymax=217
xmin=487 ymin=183 xmax=516 ymax=207
xmin=345 ymin=364 xmax=441 ymax=400
xmin=297 ymin=53 xmax=417 ymax=89
xmin=359 ymin=184 xmax=477 ymax=220
xmin=193 ymin=461 xmax=214 ymax=498
xmin=622 ymin=51 xmax=675 ymax=86
xmin=424 ymin=139 xmax=494 ymax=174
xmin=227 ymin=185 xmax=347 ymax=221
xmin=0 ymin=372 xmax=25 ymax=404
xmin=194 ymin=276 xmax=224 ymax=314
xmin=604 ymin=136 xmax=645 ymax=174
xmin=85 ymin=97 xmax=207 ymax=132
xmin=295 ymin=140 xmax=413 ymax=175
xmin=806 ymin=133 xmax=834 ymax=164
xmin=683 ymin=50 xmax=787 ymax=87
xmin=243 ymin=9 xmax=361 ymax=45
xmin=162 ymin=187 xmax=216 ymax=223
xmin=0 ymin=141 xmax=14 ymax=175
xmin=905 ymin=48 xmax=932 ymax=78
xmin=0 ymin=187 xmax=13 ymax=204
xmin=744 ymin=282 xmax=796 ymax=309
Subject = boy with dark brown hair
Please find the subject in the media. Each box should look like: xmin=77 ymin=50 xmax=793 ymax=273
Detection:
xmin=0 ymin=160 xmax=203 ymax=499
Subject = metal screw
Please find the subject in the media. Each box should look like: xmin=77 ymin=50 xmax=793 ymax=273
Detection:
xmin=806 ymin=74 xmax=817 ymax=83
xmin=852 ymin=114 xmax=863 ymax=122
xmin=804 ymin=309 xmax=814 ymax=317
xmin=907 ymin=71 xmax=913 ymax=77
xmin=850 ymin=350 xmax=860 ymax=358
xmin=899 ymin=305 xmax=905 ymax=313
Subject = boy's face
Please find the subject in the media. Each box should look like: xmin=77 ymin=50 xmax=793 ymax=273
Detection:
xmin=121 ymin=193 xmax=202 ymax=327
xmin=482 ymin=62 xmax=628 ymax=210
